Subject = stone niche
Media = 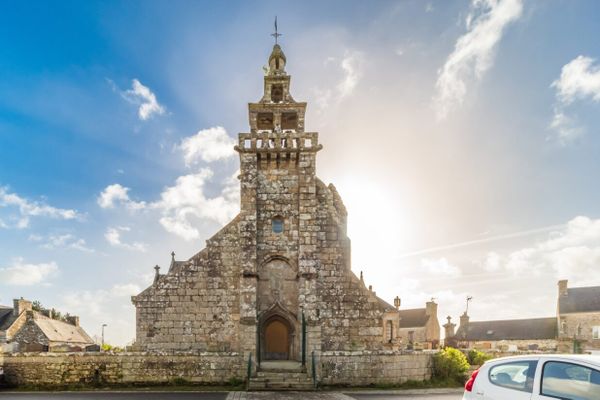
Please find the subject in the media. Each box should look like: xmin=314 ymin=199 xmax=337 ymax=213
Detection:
xmin=257 ymin=112 xmax=274 ymax=130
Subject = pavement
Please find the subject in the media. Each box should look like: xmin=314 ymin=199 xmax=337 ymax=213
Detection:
xmin=0 ymin=390 xmax=464 ymax=400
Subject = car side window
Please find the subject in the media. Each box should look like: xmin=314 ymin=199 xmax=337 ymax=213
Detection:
xmin=541 ymin=361 xmax=600 ymax=400
xmin=488 ymin=361 xmax=538 ymax=393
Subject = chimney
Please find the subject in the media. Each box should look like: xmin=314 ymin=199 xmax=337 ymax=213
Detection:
xmin=67 ymin=315 xmax=80 ymax=327
xmin=558 ymin=280 xmax=568 ymax=297
xmin=425 ymin=300 xmax=438 ymax=317
xmin=460 ymin=311 xmax=470 ymax=328
xmin=443 ymin=316 xmax=456 ymax=338
xmin=13 ymin=298 xmax=32 ymax=317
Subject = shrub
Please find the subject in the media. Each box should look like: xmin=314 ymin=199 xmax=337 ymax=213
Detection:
xmin=432 ymin=347 xmax=470 ymax=384
xmin=467 ymin=349 xmax=492 ymax=366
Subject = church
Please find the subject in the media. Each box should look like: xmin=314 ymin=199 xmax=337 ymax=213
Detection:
xmin=131 ymin=42 xmax=431 ymax=387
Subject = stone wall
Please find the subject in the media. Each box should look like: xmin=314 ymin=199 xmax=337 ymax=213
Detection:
xmin=0 ymin=352 xmax=245 ymax=387
xmin=559 ymin=312 xmax=600 ymax=352
xmin=0 ymin=351 xmax=432 ymax=388
xmin=317 ymin=351 xmax=432 ymax=386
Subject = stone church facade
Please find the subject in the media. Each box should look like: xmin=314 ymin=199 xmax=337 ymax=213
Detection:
xmin=132 ymin=44 xmax=401 ymax=361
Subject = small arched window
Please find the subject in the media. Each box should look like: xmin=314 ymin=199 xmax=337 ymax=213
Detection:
xmin=272 ymin=217 xmax=284 ymax=234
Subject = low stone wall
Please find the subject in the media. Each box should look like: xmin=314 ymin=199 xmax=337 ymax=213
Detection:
xmin=317 ymin=351 xmax=433 ymax=386
xmin=0 ymin=352 xmax=245 ymax=388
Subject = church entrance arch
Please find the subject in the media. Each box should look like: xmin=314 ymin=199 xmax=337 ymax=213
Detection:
xmin=263 ymin=316 xmax=292 ymax=360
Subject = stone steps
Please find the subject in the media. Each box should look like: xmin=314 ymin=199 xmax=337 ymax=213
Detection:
xmin=248 ymin=367 xmax=314 ymax=391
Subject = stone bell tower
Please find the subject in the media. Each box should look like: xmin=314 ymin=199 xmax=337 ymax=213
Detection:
xmin=235 ymin=43 xmax=323 ymax=362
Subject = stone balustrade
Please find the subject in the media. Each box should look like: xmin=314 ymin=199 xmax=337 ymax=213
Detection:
xmin=236 ymin=131 xmax=321 ymax=153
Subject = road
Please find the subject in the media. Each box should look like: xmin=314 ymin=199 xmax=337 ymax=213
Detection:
xmin=0 ymin=392 xmax=462 ymax=400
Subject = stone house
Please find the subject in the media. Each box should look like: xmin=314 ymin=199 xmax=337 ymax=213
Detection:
xmin=447 ymin=312 xmax=557 ymax=352
xmin=396 ymin=301 xmax=440 ymax=350
xmin=557 ymin=280 xmax=600 ymax=354
xmin=0 ymin=298 xmax=94 ymax=353
xmin=131 ymin=44 xmax=419 ymax=388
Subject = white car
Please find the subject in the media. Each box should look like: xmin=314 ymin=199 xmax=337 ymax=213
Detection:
xmin=463 ymin=354 xmax=600 ymax=400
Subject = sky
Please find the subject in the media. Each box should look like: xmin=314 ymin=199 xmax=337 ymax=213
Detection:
xmin=1 ymin=0 xmax=600 ymax=346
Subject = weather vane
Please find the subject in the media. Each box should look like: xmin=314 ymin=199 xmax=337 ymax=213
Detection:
xmin=271 ymin=16 xmax=282 ymax=45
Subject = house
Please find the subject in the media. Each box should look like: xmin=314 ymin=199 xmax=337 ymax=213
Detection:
xmin=557 ymin=280 xmax=600 ymax=354
xmin=0 ymin=298 xmax=94 ymax=353
xmin=396 ymin=301 xmax=441 ymax=350
xmin=449 ymin=312 xmax=557 ymax=352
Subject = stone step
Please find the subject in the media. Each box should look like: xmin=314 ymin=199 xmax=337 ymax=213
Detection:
xmin=247 ymin=380 xmax=315 ymax=391
xmin=256 ymin=371 xmax=307 ymax=379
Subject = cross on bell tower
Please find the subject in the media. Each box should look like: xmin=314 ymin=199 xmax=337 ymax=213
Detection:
xmin=271 ymin=16 xmax=282 ymax=45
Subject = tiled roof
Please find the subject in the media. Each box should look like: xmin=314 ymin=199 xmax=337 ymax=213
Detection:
xmin=399 ymin=308 xmax=429 ymax=328
xmin=559 ymin=286 xmax=600 ymax=314
xmin=455 ymin=317 xmax=557 ymax=341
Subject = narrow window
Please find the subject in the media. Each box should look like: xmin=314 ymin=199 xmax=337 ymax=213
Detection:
xmin=271 ymin=84 xmax=283 ymax=103
xmin=593 ymin=326 xmax=600 ymax=339
xmin=386 ymin=320 xmax=393 ymax=343
xmin=272 ymin=217 xmax=284 ymax=234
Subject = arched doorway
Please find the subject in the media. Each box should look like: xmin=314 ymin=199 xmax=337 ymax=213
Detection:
xmin=265 ymin=318 xmax=289 ymax=360
xmin=261 ymin=314 xmax=294 ymax=360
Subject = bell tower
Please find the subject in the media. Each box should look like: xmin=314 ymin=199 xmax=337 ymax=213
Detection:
xmin=235 ymin=42 xmax=322 ymax=362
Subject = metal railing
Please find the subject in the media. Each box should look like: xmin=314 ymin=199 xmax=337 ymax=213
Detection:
xmin=311 ymin=350 xmax=317 ymax=389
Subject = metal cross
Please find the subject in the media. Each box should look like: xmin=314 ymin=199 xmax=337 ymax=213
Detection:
xmin=271 ymin=16 xmax=282 ymax=44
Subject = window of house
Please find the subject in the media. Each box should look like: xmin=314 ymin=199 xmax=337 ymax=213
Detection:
xmin=594 ymin=326 xmax=600 ymax=340
xmin=489 ymin=360 xmax=538 ymax=393
xmin=541 ymin=361 xmax=600 ymax=399
xmin=272 ymin=217 xmax=284 ymax=234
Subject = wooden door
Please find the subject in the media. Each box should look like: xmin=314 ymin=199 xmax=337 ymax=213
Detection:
xmin=264 ymin=319 xmax=289 ymax=360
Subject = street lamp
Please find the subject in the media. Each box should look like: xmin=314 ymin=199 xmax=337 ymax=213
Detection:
xmin=101 ymin=324 xmax=108 ymax=349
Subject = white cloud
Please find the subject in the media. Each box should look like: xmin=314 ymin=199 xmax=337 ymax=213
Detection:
xmin=550 ymin=56 xmax=600 ymax=144
xmin=483 ymin=251 xmax=501 ymax=271
xmin=29 ymin=233 xmax=94 ymax=252
xmin=104 ymin=226 xmax=147 ymax=252
xmin=122 ymin=79 xmax=165 ymax=120
xmin=421 ymin=257 xmax=462 ymax=278
xmin=179 ymin=126 xmax=236 ymax=165
xmin=337 ymin=51 xmax=364 ymax=99
xmin=311 ymin=51 xmax=364 ymax=112
xmin=489 ymin=216 xmax=600 ymax=285
xmin=0 ymin=186 xmax=80 ymax=228
xmin=433 ymin=0 xmax=523 ymax=119
xmin=97 ymin=184 xmax=146 ymax=210
xmin=59 ymin=281 xmax=146 ymax=346
xmin=0 ymin=258 xmax=58 ymax=286
xmin=156 ymin=168 xmax=239 ymax=240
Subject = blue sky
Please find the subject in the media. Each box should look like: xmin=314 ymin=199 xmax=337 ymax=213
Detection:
xmin=1 ymin=0 xmax=600 ymax=345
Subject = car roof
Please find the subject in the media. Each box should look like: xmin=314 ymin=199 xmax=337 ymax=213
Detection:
xmin=484 ymin=354 xmax=600 ymax=366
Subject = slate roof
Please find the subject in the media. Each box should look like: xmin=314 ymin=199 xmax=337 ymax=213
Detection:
xmin=35 ymin=317 xmax=94 ymax=344
xmin=455 ymin=317 xmax=558 ymax=341
xmin=377 ymin=297 xmax=397 ymax=312
xmin=0 ymin=306 xmax=16 ymax=332
xmin=559 ymin=286 xmax=600 ymax=314
xmin=399 ymin=308 xmax=430 ymax=328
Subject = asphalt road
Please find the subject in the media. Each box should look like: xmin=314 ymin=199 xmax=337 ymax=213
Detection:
xmin=0 ymin=393 xmax=462 ymax=400
xmin=0 ymin=393 xmax=227 ymax=400
xmin=347 ymin=394 xmax=461 ymax=400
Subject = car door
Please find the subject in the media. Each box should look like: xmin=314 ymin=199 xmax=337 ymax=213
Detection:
xmin=482 ymin=360 xmax=537 ymax=400
xmin=532 ymin=360 xmax=600 ymax=400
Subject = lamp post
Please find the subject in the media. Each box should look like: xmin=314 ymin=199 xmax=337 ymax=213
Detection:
xmin=101 ymin=324 xmax=107 ymax=350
